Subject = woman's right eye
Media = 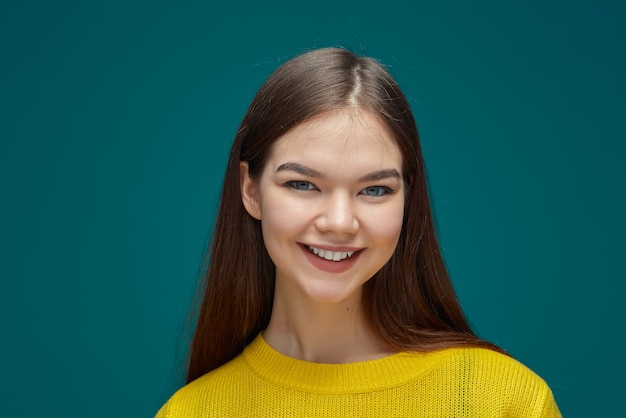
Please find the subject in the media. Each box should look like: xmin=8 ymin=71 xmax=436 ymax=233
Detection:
xmin=285 ymin=181 xmax=316 ymax=191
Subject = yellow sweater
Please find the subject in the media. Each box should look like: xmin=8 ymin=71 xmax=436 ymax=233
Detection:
xmin=156 ymin=334 xmax=561 ymax=417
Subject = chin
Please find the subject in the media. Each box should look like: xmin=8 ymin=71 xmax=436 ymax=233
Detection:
xmin=300 ymin=282 xmax=364 ymax=306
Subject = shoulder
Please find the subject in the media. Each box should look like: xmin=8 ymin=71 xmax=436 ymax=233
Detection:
xmin=421 ymin=346 xmax=560 ymax=416
xmin=427 ymin=346 xmax=549 ymax=390
xmin=433 ymin=346 xmax=539 ymax=375
xmin=155 ymin=354 xmax=251 ymax=418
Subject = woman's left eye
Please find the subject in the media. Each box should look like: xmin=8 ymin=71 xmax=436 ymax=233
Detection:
xmin=361 ymin=186 xmax=393 ymax=196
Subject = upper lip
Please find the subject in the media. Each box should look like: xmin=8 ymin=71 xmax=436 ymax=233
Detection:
xmin=300 ymin=243 xmax=364 ymax=252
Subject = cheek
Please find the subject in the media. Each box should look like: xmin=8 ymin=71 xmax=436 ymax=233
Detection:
xmin=365 ymin=202 xmax=405 ymax=242
xmin=377 ymin=216 xmax=404 ymax=247
xmin=258 ymin=194 xmax=309 ymax=246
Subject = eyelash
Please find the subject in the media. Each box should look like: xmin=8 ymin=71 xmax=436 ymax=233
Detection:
xmin=285 ymin=181 xmax=317 ymax=191
xmin=361 ymin=186 xmax=394 ymax=196
xmin=284 ymin=181 xmax=394 ymax=196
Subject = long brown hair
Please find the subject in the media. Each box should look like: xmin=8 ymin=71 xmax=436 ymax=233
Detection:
xmin=187 ymin=47 xmax=503 ymax=383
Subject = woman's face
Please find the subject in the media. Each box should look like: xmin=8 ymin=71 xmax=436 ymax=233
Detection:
xmin=241 ymin=109 xmax=405 ymax=307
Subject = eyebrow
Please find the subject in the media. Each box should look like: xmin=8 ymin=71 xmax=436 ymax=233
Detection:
xmin=358 ymin=169 xmax=402 ymax=182
xmin=276 ymin=162 xmax=322 ymax=178
xmin=275 ymin=162 xmax=401 ymax=182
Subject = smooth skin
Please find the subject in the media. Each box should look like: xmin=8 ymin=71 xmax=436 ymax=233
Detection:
xmin=240 ymin=108 xmax=405 ymax=364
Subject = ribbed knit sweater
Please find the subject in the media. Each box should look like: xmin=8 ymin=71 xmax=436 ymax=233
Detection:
xmin=156 ymin=334 xmax=561 ymax=417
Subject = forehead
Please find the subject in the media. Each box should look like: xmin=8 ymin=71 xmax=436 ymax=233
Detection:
xmin=265 ymin=109 xmax=403 ymax=175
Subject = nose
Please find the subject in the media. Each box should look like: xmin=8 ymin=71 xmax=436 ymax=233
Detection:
xmin=315 ymin=192 xmax=359 ymax=235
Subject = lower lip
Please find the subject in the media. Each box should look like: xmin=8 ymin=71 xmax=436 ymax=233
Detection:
xmin=299 ymin=244 xmax=362 ymax=273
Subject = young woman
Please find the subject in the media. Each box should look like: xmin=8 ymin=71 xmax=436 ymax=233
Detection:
xmin=156 ymin=47 xmax=561 ymax=417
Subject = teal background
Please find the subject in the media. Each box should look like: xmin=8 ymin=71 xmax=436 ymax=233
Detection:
xmin=1 ymin=0 xmax=624 ymax=416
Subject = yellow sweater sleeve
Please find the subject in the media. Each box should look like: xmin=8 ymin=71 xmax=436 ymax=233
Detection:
xmin=156 ymin=335 xmax=561 ymax=417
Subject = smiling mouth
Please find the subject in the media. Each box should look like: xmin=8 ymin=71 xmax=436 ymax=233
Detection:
xmin=305 ymin=245 xmax=357 ymax=262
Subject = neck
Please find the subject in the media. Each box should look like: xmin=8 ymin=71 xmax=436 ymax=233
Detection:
xmin=263 ymin=287 xmax=394 ymax=364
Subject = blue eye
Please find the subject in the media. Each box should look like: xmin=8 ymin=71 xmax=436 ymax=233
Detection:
xmin=287 ymin=181 xmax=316 ymax=190
xmin=361 ymin=186 xmax=393 ymax=196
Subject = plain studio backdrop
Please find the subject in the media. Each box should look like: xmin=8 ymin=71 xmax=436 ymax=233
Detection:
xmin=1 ymin=1 xmax=624 ymax=416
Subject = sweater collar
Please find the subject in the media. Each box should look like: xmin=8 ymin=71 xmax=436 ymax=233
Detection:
xmin=243 ymin=333 xmax=452 ymax=393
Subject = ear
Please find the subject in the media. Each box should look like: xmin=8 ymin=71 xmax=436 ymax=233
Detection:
xmin=240 ymin=161 xmax=262 ymax=220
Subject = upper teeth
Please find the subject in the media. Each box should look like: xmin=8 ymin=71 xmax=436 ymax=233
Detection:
xmin=307 ymin=245 xmax=355 ymax=262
